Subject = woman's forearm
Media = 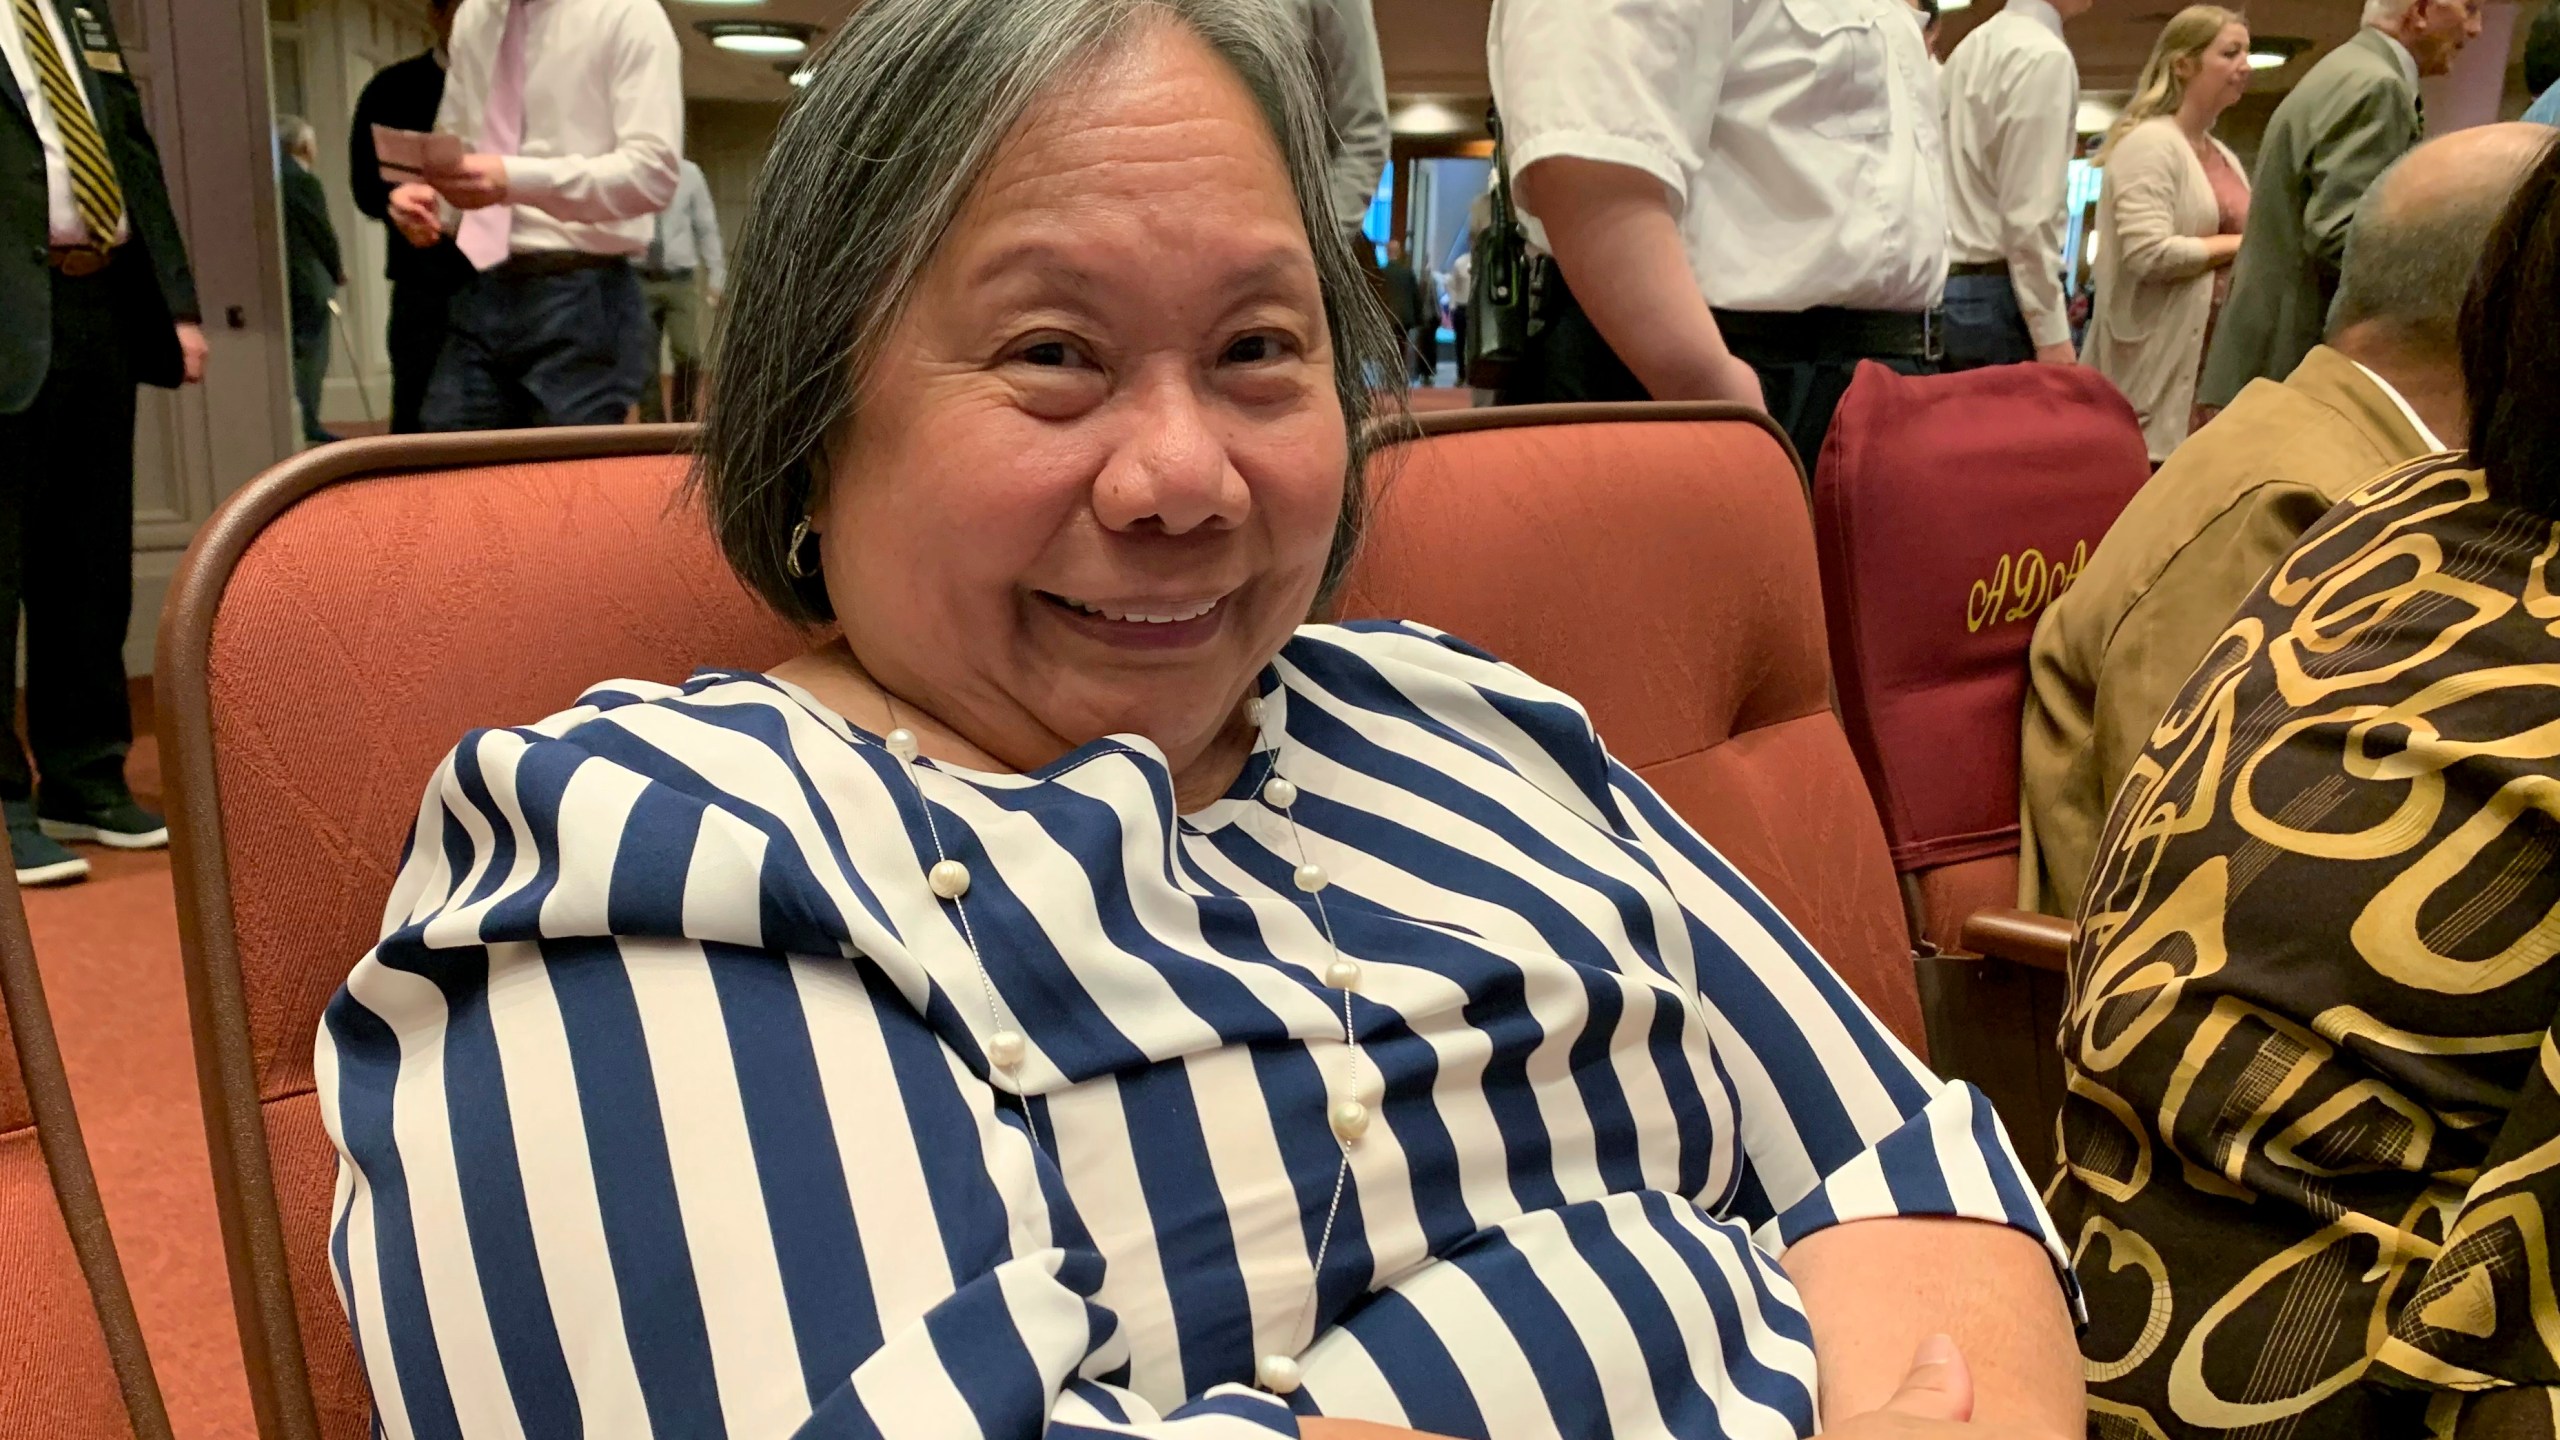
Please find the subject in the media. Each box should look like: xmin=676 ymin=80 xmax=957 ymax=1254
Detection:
xmin=1785 ymin=1215 xmax=2083 ymax=1435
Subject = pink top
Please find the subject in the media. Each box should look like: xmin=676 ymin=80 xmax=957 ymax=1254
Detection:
xmin=2199 ymin=141 xmax=2250 ymax=310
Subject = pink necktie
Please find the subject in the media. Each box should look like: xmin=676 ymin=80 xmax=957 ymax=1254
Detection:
xmin=455 ymin=0 xmax=528 ymax=271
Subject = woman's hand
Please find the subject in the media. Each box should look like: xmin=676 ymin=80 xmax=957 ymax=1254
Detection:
xmin=2204 ymin=233 xmax=2245 ymax=267
xmin=1785 ymin=1216 xmax=2081 ymax=1435
xmin=1819 ymin=1336 xmax=2074 ymax=1439
xmin=1300 ymin=1420 xmax=1459 ymax=1440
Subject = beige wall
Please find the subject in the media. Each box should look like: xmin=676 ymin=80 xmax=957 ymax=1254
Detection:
xmin=125 ymin=0 xmax=299 ymax=674
xmin=686 ymin=97 xmax=782 ymax=282
xmin=271 ymin=0 xmax=438 ymax=430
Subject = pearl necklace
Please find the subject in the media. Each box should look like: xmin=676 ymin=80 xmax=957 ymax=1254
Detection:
xmin=877 ymin=688 xmax=1361 ymax=1399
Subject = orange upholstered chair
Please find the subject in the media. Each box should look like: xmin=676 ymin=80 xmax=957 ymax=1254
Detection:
xmin=158 ymin=429 xmax=804 ymax=1440
xmin=1342 ymin=403 xmax=1920 ymax=1051
xmin=163 ymin=409 xmax=1922 ymax=1437
xmin=0 ymin=852 xmax=172 ymax=1438
xmin=1810 ymin=361 xmax=2152 ymax=1159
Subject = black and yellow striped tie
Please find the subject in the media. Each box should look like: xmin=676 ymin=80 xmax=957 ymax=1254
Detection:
xmin=10 ymin=0 xmax=123 ymax=245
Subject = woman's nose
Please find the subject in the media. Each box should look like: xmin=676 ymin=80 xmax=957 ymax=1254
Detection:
xmin=1092 ymin=370 xmax=1249 ymax=537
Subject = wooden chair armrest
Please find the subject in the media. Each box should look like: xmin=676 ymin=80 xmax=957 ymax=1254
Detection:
xmin=1954 ymin=908 xmax=2074 ymax=973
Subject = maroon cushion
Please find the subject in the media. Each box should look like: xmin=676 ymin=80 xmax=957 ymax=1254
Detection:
xmin=1814 ymin=361 xmax=2151 ymax=873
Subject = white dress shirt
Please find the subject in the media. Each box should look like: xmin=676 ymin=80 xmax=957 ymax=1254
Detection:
xmin=2354 ymin=359 xmax=2445 ymax=451
xmin=1490 ymin=0 xmax=1950 ymax=314
xmin=1294 ymin=0 xmax=1390 ymax=226
xmin=433 ymin=0 xmax=682 ymax=258
xmin=0 ymin=0 xmax=127 ymax=245
xmin=645 ymin=158 xmax=723 ymax=291
xmin=1941 ymin=0 xmax=2078 ymax=348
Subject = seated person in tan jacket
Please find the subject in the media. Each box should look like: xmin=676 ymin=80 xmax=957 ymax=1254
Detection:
xmin=2018 ymin=123 xmax=2551 ymax=917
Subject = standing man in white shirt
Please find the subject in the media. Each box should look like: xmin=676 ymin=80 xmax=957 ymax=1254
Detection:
xmin=637 ymin=156 xmax=721 ymax=423
xmin=1488 ymin=0 xmax=1952 ymax=467
xmin=388 ymin=0 xmax=682 ymax=429
xmin=1940 ymin=0 xmax=2089 ymax=371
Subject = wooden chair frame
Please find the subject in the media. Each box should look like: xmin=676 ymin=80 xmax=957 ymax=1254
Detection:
xmin=0 ymin=848 xmax=175 ymax=1438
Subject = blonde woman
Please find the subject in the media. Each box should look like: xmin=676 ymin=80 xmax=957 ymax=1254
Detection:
xmin=2081 ymin=7 xmax=2254 ymax=460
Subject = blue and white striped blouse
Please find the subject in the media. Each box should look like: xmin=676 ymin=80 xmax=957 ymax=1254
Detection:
xmin=322 ymin=621 xmax=2071 ymax=1439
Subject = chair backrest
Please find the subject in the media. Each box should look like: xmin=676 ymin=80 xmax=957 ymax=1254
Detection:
xmin=158 ymin=428 xmax=806 ymax=1440
xmin=1341 ymin=403 xmax=1920 ymax=1049
xmin=1811 ymin=361 xmax=2152 ymax=948
xmin=0 ymin=860 xmax=171 ymax=1439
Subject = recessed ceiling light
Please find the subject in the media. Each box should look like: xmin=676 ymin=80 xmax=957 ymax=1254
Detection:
xmin=1938 ymin=0 xmax=1973 ymax=10
xmin=697 ymin=20 xmax=814 ymax=56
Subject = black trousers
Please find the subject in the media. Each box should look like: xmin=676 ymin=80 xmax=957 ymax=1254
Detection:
xmin=0 ymin=259 xmax=140 ymax=809
xmin=387 ymin=272 xmax=463 ymax=434
xmin=1496 ymin=266 xmax=1936 ymax=467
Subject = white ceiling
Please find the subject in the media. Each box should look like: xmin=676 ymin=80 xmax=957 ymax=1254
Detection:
xmin=671 ymin=0 xmax=2386 ymax=111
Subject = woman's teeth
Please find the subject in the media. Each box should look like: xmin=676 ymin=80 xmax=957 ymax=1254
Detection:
xmin=1057 ymin=595 xmax=1223 ymax=624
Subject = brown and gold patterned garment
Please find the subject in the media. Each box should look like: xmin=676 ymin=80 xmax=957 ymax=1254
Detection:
xmin=2050 ymin=456 xmax=2560 ymax=1440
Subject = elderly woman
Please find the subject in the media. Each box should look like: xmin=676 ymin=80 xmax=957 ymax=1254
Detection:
xmin=319 ymin=1 xmax=2082 ymax=1435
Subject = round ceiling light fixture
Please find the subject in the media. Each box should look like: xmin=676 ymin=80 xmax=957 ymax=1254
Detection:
xmin=2248 ymin=36 xmax=2312 ymax=70
xmin=698 ymin=20 xmax=815 ymax=56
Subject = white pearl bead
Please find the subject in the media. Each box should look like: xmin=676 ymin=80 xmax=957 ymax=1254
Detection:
xmin=1262 ymin=776 xmax=1298 ymax=810
xmin=988 ymin=1028 xmax=1025 ymax=1070
xmin=1329 ymin=1097 xmax=1370 ymax=1142
xmin=1294 ymin=862 xmax=1328 ymax=893
xmin=928 ymin=859 xmax=972 ymax=899
xmin=1243 ymin=696 xmax=1266 ymax=727
xmin=1255 ymin=1353 xmax=1302 ymax=1394
xmin=885 ymin=727 xmax=920 ymax=762
xmin=1325 ymin=958 xmax=1362 ymax=991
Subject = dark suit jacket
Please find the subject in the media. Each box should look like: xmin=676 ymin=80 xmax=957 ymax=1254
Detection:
xmin=281 ymin=156 xmax=341 ymax=317
xmin=0 ymin=0 xmax=197 ymax=413
xmin=1378 ymin=258 xmax=1426 ymax=331
xmin=2197 ymin=27 xmax=2422 ymax=409
xmin=347 ymin=48 xmax=468 ymax=288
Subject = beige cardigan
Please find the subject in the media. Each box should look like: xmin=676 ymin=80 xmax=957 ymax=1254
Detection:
xmin=2080 ymin=117 xmax=2244 ymax=461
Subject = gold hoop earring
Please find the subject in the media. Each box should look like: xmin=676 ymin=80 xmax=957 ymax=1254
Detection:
xmin=785 ymin=518 xmax=816 ymax=580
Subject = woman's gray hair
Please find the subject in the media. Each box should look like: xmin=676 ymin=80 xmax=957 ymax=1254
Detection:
xmin=693 ymin=0 xmax=1405 ymax=625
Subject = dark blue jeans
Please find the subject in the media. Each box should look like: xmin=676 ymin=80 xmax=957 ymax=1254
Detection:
xmin=421 ymin=258 xmax=651 ymax=430
xmin=290 ymin=293 xmax=332 ymax=441
xmin=1941 ymin=271 xmax=2037 ymax=371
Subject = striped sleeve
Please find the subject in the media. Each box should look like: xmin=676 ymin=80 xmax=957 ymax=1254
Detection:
xmin=1603 ymin=756 xmax=2078 ymax=1300
xmin=319 ymin=724 xmax=1301 ymax=1439
xmin=1347 ymin=622 xmax=2075 ymax=1301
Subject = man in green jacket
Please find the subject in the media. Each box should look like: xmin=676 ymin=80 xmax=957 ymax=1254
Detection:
xmin=2197 ymin=0 xmax=2480 ymax=411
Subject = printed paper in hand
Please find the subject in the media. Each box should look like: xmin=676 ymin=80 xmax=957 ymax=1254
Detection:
xmin=373 ymin=125 xmax=466 ymax=185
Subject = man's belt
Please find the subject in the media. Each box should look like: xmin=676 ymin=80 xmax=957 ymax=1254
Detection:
xmin=47 ymin=244 xmax=113 ymax=278
xmin=1711 ymin=305 xmax=1943 ymax=362
xmin=1948 ymin=259 xmax=2011 ymax=279
xmin=492 ymin=250 xmax=628 ymax=278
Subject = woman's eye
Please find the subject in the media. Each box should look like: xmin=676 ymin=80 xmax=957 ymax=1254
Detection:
xmin=1224 ymin=333 xmax=1284 ymax=365
xmin=1019 ymin=340 xmax=1077 ymax=367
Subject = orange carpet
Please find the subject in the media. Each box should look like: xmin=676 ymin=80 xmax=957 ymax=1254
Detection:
xmin=24 ymin=684 xmax=255 ymax=1438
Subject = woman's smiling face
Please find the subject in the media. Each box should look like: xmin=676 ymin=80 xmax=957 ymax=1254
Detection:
xmin=808 ymin=18 xmax=1346 ymax=783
